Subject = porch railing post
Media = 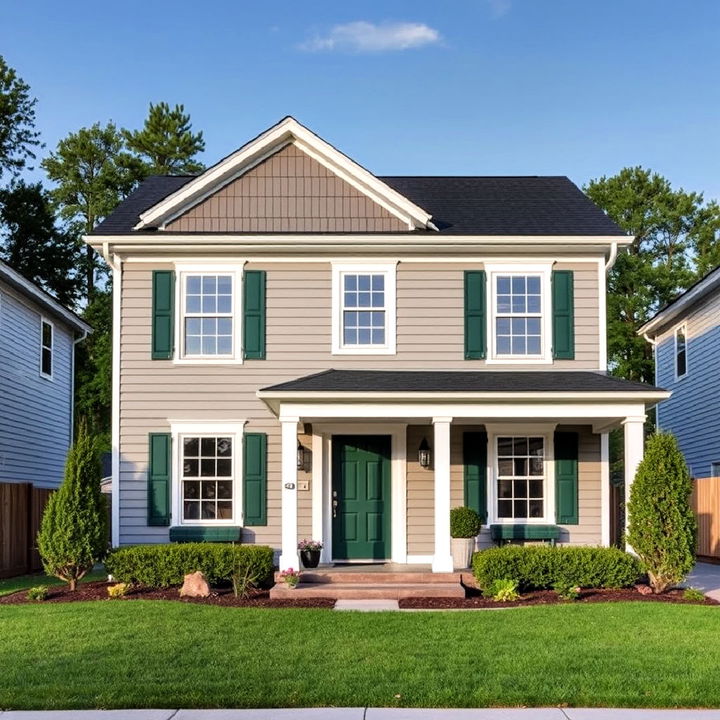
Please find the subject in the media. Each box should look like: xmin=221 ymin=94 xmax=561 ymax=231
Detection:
xmin=432 ymin=417 xmax=454 ymax=573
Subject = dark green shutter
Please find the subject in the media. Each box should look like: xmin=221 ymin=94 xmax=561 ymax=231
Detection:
xmin=555 ymin=431 xmax=579 ymax=525
xmin=152 ymin=271 xmax=174 ymax=360
xmin=148 ymin=433 xmax=171 ymax=526
xmin=464 ymin=270 xmax=486 ymax=359
xmin=243 ymin=270 xmax=266 ymax=360
xmin=463 ymin=431 xmax=488 ymax=522
xmin=243 ymin=433 xmax=267 ymax=526
xmin=552 ymin=270 xmax=574 ymax=360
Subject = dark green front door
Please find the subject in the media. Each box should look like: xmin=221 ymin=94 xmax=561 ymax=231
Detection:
xmin=332 ymin=435 xmax=391 ymax=560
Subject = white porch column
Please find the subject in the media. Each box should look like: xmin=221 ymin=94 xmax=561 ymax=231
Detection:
xmin=623 ymin=415 xmax=646 ymax=551
xmin=279 ymin=417 xmax=300 ymax=571
xmin=432 ymin=417 xmax=453 ymax=573
xmin=600 ymin=432 xmax=610 ymax=547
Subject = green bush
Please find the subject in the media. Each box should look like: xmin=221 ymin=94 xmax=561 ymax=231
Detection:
xmin=105 ymin=543 xmax=274 ymax=588
xmin=37 ymin=422 xmax=107 ymax=590
xmin=683 ymin=587 xmax=706 ymax=603
xmin=450 ymin=507 xmax=482 ymax=538
xmin=26 ymin=585 xmax=48 ymax=602
xmin=472 ymin=545 xmax=642 ymax=591
xmin=626 ymin=432 xmax=696 ymax=594
xmin=554 ymin=581 xmax=581 ymax=601
xmin=482 ymin=578 xmax=520 ymax=602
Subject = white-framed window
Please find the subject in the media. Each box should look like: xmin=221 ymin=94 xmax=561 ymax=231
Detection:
xmin=674 ymin=324 xmax=688 ymax=379
xmin=170 ymin=421 xmax=245 ymax=526
xmin=175 ymin=265 xmax=243 ymax=363
xmin=710 ymin=461 xmax=720 ymax=478
xmin=486 ymin=262 xmax=552 ymax=364
xmin=331 ymin=263 xmax=397 ymax=354
xmin=40 ymin=318 xmax=53 ymax=379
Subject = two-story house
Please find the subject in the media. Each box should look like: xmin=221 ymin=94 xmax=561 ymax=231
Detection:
xmin=88 ymin=117 xmax=667 ymax=575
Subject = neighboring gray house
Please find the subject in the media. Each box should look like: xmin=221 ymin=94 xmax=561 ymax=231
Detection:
xmin=0 ymin=260 xmax=91 ymax=489
xmin=639 ymin=265 xmax=720 ymax=478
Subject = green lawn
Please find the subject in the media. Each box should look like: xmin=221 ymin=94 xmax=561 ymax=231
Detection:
xmin=0 ymin=601 xmax=719 ymax=709
xmin=0 ymin=568 xmax=106 ymax=597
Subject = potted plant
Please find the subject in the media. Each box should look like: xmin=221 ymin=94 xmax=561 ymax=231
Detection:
xmin=279 ymin=568 xmax=300 ymax=589
xmin=298 ymin=539 xmax=323 ymax=568
xmin=450 ymin=506 xmax=481 ymax=569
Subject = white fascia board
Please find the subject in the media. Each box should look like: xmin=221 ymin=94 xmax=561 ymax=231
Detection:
xmin=133 ymin=117 xmax=432 ymax=231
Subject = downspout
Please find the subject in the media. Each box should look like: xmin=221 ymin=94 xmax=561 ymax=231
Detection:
xmin=604 ymin=241 xmax=618 ymax=272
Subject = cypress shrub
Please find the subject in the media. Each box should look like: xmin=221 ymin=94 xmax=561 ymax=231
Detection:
xmin=626 ymin=432 xmax=696 ymax=593
xmin=37 ymin=423 xmax=107 ymax=590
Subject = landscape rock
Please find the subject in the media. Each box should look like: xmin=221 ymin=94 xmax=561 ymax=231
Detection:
xmin=180 ymin=571 xmax=210 ymax=597
xmin=635 ymin=583 xmax=653 ymax=595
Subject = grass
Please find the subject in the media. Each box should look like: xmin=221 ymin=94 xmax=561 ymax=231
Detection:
xmin=0 ymin=602 xmax=719 ymax=709
xmin=0 ymin=568 xmax=106 ymax=597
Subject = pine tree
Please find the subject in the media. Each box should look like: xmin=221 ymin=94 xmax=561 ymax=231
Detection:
xmin=37 ymin=423 xmax=107 ymax=590
xmin=123 ymin=102 xmax=205 ymax=175
xmin=626 ymin=433 xmax=696 ymax=593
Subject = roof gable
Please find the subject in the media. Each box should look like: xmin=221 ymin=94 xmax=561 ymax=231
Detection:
xmin=135 ymin=116 xmax=432 ymax=232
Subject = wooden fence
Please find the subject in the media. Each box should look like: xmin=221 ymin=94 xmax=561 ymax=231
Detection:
xmin=0 ymin=482 xmax=54 ymax=579
xmin=692 ymin=476 xmax=720 ymax=561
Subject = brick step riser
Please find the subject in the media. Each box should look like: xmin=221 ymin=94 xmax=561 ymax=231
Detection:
xmin=274 ymin=572 xmax=471 ymax=585
xmin=270 ymin=584 xmax=466 ymax=600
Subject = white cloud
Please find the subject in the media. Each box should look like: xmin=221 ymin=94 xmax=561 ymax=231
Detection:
xmin=486 ymin=0 xmax=511 ymax=17
xmin=300 ymin=21 xmax=441 ymax=53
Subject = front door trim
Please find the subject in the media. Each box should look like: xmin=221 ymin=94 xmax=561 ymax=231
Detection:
xmin=312 ymin=423 xmax=407 ymax=564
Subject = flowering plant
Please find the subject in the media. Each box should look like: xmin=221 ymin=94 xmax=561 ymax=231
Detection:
xmin=279 ymin=568 xmax=300 ymax=587
xmin=298 ymin=539 xmax=323 ymax=552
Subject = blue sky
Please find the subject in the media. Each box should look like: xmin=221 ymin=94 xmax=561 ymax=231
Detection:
xmin=3 ymin=0 xmax=719 ymax=200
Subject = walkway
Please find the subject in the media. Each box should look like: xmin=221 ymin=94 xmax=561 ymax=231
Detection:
xmin=688 ymin=561 xmax=720 ymax=602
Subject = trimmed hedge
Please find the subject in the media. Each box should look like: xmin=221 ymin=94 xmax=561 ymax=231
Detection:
xmin=105 ymin=543 xmax=275 ymax=588
xmin=472 ymin=545 xmax=642 ymax=590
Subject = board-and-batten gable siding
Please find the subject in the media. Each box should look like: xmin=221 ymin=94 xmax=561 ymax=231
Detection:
xmin=165 ymin=144 xmax=408 ymax=233
xmin=405 ymin=424 xmax=601 ymax=555
xmin=0 ymin=280 xmax=73 ymax=488
xmin=118 ymin=260 xmax=601 ymax=545
xmin=655 ymin=291 xmax=720 ymax=479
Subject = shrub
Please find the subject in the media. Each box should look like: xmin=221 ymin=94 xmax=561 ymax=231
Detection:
xmin=37 ymin=422 xmax=107 ymax=590
xmin=472 ymin=545 xmax=642 ymax=591
xmin=626 ymin=432 xmax=696 ymax=594
xmin=231 ymin=565 xmax=259 ymax=599
xmin=482 ymin=579 xmax=520 ymax=602
xmin=107 ymin=582 xmax=131 ymax=598
xmin=554 ymin=581 xmax=581 ymax=601
xmin=450 ymin=507 xmax=482 ymax=538
xmin=104 ymin=543 xmax=274 ymax=589
xmin=683 ymin=587 xmax=706 ymax=603
xmin=26 ymin=585 xmax=48 ymax=602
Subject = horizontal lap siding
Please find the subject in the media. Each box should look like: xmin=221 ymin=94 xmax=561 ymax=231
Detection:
xmin=119 ymin=261 xmax=601 ymax=546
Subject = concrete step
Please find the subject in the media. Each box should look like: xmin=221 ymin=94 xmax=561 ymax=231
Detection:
xmin=269 ymin=582 xmax=466 ymax=600
xmin=274 ymin=571 xmax=470 ymax=585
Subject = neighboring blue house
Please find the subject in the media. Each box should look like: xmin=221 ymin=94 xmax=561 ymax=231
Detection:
xmin=639 ymin=265 xmax=720 ymax=479
xmin=0 ymin=260 xmax=92 ymax=489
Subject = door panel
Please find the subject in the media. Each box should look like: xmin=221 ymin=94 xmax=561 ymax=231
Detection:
xmin=332 ymin=435 xmax=391 ymax=560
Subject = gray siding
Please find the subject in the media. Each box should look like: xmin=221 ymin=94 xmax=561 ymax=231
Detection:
xmin=0 ymin=280 xmax=74 ymax=488
xmin=656 ymin=291 xmax=720 ymax=478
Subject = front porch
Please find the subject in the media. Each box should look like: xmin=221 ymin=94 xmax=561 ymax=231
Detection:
xmin=258 ymin=370 xmax=668 ymax=574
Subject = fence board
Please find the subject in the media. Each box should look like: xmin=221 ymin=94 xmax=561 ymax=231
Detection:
xmin=691 ymin=476 xmax=720 ymax=560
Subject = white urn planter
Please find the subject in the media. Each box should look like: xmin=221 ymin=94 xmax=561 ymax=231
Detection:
xmin=451 ymin=537 xmax=475 ymax=570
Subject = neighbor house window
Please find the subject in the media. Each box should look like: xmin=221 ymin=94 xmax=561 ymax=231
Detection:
xmin=332 ymin=263 xmax=396 ymax=354
xmin=675 ymin=324 xmax=687 ymax=378
xmin=181 ymin=273 xmax=235 ymax=358
xmin=711 ymin=462 xmax=720 ymax=478
xmin=40 ymin=319 xmax=53 ymax=378
xmin=496 ymin=436 xmax=545 ymax=520
xmin=181 ymin=436 xmax=233 ymax=522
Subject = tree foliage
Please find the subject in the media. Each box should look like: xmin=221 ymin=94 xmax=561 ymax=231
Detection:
xmin=123 ymin=102 xmax=205 ymax=175
xmin=0 ymin=180 xmax=82 ymax=306
xmin=37 ymin=422 xmax=107 ymax=590
xmin=626 ymin=433 xmax=696 ymax=594
xmin=0 ymin=55 xmax=42 ymax=179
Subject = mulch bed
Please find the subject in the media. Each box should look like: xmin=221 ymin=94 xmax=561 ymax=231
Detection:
xmin=399 ymin=586 xmax=719 ymax=609
xmin=0 ymin=581 xmax=334 ymax=609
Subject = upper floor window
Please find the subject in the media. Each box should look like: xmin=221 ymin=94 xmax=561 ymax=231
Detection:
xmin=40 ymin=318 xmax=53 ymax=378
xmin=332 ymin=263 xmax=396 ymax=355
xmin=675 ymin=324 xmax=687 ymax=379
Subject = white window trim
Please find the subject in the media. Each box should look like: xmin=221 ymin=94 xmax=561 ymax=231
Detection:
xmin=169 ymin=420 xmax=246 ymax=527
xmin=40 ymin=316 xmax=54 ymax=381
xmin=486 ymin=423 xmax=557 ymax=525
xmin=710 ymin=461 xmax=720 ymax=478
xmin=674 ymin=323 xmax=688 ymax=380
xmin=173 ymin=262 xmax=245 ymax=365
xmin=485 ymin=262 xmax=553 ymax=365
xmin=331 ymin=262 xmax=397 ymax=355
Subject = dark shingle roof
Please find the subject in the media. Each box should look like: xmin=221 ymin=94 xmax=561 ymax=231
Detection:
xmin=261 ymin=369 xmax=662 ymax=394
xmin=92 ymin=175 xmax=625 ymax=236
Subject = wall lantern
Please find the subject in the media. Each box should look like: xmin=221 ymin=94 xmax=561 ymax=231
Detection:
xmin=297 ymin=442 xmax=306 ymax=471
xmin=418 ymin=438 xmax=431 ymax=469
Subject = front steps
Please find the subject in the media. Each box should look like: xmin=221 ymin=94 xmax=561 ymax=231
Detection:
xmin=269 ymin=569 xmax=469 ymax=600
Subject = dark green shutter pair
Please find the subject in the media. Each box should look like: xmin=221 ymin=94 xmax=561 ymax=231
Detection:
xmin=462 ymin=431 xmax=579 ymax=526
xmin=151 ymin=270 xmax=266 ymax=360
xmin=147 ymin=432 xmax=268 ymax=527
xmin=464 ymin=270 xmax=575 ymax=360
